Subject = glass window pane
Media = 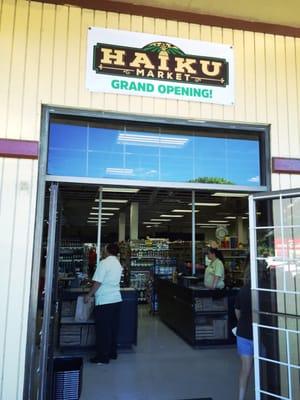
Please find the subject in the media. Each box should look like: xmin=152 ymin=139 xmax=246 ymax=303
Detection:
xmin=260 ymin=360 xmax=288 ymax=398
xmin=47 ymin=117 xmax=262 ymax=186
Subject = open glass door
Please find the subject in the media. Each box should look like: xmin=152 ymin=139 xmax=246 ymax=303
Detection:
xmin=37 ymin=182 xmax=61 ymax=400
xmin=249 ymin=190 xmax=300 ymax=400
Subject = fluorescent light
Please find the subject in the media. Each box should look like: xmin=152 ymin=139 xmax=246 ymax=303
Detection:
xmin=196 ymin=223 xmax=217 ymax=226
xmin=92 ymin=207 xmax=120 ymax=210
xmin=151 ymin=218 xmax=171 ymax=222
xmin=212 ymin=192 xmax=249 ymax=198
xmin=145 ymin=225 xmax=153 ymax=228
xmin=160 ymin=214 xmax=184 ymax=218
xmin=117 ymin=133 xmax=189 ymax=148
xmin=172 ymin=209 xmax=199 ymax=213
xmin=225 ymin=216 xmax=237 ymax=220
xmin=91 ymin=212 xmax=114 ymax=216
xmin=242 ymin=216 xmax=248 ymax=220
xmin=102 ymin=187 xmax=139 ymax=193
xmin=106 ymin=167 xmax=133 ymax=175
xmin=197 ymin=225 xmax=217 ymax=228
xmin=209 ymin=220 xmax=228 ymax=223
xmin=95 ymin=199 xmax=128 ymax=203
xmin=143 ymin=222 xmax=161 ymax=225
xmin=189 ymin=202 xmax=221 ymax=206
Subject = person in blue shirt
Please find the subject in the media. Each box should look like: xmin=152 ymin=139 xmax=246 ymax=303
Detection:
xmin=85 ymin=243 xmax=123 ymax=365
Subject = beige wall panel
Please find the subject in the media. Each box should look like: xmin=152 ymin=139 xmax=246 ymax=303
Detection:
xmin=254 ymin=33 xmax=267 ymax=123
xmin=199 ymin=25 xmax=212 ymax=120
xmin=38 ymin=3 xmax=56 ymax=105
xmin=285 ymin=37 xmax=300 ymax=158
xmin=51 ymin=6 xmax=69 ymax=105
xmin=275 ymin=35 xmax=290 ymax=158
xmin=244 ymin=31 xmax=256 ymax=122
xmin=232 ymin=30 xmax=245 ymax=122
xmin=141 ymin=17 xmax=155 ymax=115
xmin=222 ymin=28 xmax=234 ymax=121
xmin=21 ymin=1 xmax=43 ymax=140
xmin=211 ymin=26 xmax=224 ymax=121
xmin=153 ymin=19 xmax=167 ymax=119
xmin=91 ymin=10 xmax=106 ymax=110
xmin=1 ymin=159 xmax=37 ymax=399
xmin=0 ymin=0 xmax=16 ymax=138
xmin=164 ymin=19 xmax=179 ymax=117
xmin=131 ymin=14 xmax=143 ymax=32
xmin=103 ymin=12 xmax=119 ymax=112
xmin=6 ymin=0 xmax=29 ymax=139
xmin=129 ymin=15 xmax=144 ymax=114
xmin=65 ymin=6 xmax=82 ymax=107
xmin=176 ymin=22 xmax=190 ymax=119
xmin=187 ymin=24 xmax=201 ymax=120
xmin=78 ymin=9 xmax=94 ymax=108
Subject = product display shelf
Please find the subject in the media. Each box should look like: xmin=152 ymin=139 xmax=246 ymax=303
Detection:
xmin=149 ymin=258 xmax=177 ymax=313
xmin=219 ymin=248 xmax=248 ymax=287
xmin=58 ymin=240 xmax=85 ymax=278
xmin=129 ymin=239 xmax=169 ymax=304
xmin=169 ymin=241 xmax=204 ymax=267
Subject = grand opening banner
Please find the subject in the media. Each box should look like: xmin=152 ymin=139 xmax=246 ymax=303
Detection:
xmin=86 ymin=27 xmax=234 ymax=105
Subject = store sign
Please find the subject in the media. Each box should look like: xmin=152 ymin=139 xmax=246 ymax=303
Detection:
xmin=86 ymin=27 xmax=234 ymax=105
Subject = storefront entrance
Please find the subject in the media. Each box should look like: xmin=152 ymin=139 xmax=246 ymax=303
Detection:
xmin=24 ymin=106 xmax=270 ymax=399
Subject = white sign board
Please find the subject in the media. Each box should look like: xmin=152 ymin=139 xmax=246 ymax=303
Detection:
xmin=86 ymin=27 xmax=234 ymax=105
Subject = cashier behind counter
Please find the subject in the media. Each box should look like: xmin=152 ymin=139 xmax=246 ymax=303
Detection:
xmin=204 ymin=247 xmax=225 ymax=289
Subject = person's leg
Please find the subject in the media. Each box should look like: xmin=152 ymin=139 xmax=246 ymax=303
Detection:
xmin=110 ymin=302 xmax=121 ymax=359
xmin=93 ymin=304 xmax=110 ymax=363
xmin=238 ymin=355 xmax=253 ymax=400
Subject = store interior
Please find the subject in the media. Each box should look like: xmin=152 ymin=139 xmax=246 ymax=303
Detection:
xmin=38 ymin=182 xmax=254 ymax=399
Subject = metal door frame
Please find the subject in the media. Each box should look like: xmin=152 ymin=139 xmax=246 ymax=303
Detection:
xmin=38 ymin=182 xmax=59 ymax=400
xmin=249 ymin=189 xmax=300 ymax=400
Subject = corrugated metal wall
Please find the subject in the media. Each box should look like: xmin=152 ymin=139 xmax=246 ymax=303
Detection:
xmin=1 ymin=0 xmax=300 ymax=398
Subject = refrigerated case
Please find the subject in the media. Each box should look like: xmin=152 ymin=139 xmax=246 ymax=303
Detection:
xmin=249 ymin=189 xmax=300 ymax=400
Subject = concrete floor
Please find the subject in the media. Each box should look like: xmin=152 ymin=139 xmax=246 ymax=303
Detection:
xmin=81 ymin=306 xmax=254 ymax=400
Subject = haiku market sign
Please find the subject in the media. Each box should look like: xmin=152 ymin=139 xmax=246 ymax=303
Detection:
xmin=86 ymin=27 xmax=234 ymax=105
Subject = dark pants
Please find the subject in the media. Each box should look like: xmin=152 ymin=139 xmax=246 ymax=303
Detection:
xmin=94 ymin=302 xmax=121 ymax=362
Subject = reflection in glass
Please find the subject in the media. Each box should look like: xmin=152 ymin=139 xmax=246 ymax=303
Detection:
xmin=47 ymin=118 xmax=262 ymax=186
xmin=291 ymin=367 xmax=300 ymax=399
xmin=260 ymin=360 xmax=288 ymax=398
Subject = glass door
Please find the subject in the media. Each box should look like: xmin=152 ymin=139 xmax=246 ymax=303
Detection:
xmin=37 ymin=182 xmax=61 ymax=400
xmin=249 ymin=190 xmax=300 ymax=400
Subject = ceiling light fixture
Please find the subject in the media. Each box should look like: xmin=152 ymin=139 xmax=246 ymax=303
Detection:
xmin=106 ymin=167 xmax=133 ymax=175
xmin=225 ymin=216 xmax=237 ymax=219
xmin=208 ymin=220 xmax=229 ymax=223
xmin=172 ymin=209 xmax=199 ymax=213
xmin=92 ymin=207 xmax=120 ymax=211
xmin=102 ymin=187 xmax=139 ymax=193
xmin=142 ymin=222 xmax=161 ymax=225
xmin=189 ymin=202 xmax=221 ymax=206
xmin=95 ymin=199 xmax=128 ymax=203
xmin=160 ymin=214 xmax=184 ymax=218
xmin=117 ymin=133 xmax=189 ymax=148
xmin=150 ymin=218 xmax=171 ymax=222
xmin=212 ymin=192 xmax=249 ymax=198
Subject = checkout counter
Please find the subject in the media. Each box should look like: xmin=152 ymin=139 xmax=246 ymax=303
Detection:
xmin=58 ymin=287 xmax=138 ymax=351
xmin=157 ymin=277 xmax=238 ymax=347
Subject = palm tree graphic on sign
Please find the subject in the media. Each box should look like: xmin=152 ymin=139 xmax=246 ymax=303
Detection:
xmin=143 ymin=42 xmax=185 ymax=65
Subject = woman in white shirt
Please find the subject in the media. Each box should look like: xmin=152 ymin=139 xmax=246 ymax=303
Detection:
xmin=204 ymin=247 xmax=225 ymax=289
xmin=85 ymin=243 xmax=123 ymax=364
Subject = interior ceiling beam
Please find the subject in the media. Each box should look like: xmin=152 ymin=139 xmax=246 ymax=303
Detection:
xmin=33 ymin=0 xmax=300 ymax=37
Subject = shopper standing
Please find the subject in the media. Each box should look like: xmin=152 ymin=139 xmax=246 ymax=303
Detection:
xmin=235 ymin=260 xmax=253 ymax=400
xmin=204 ymin=247 xmax=225 ymax=289
xmin=85 ymin=243 xmax=123 ymax=364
